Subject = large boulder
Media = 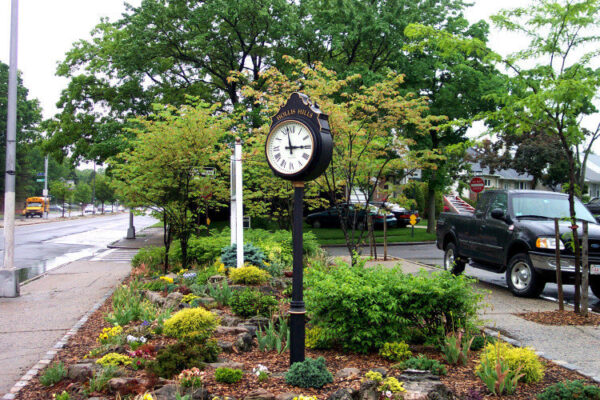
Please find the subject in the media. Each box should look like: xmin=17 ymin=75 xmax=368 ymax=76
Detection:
xmin=244 ymin=388 xmax=276 ymax=400
xmin=358 ymin=380 xmax=379 ymax=400
xmin=327 ymin=388 xmax=354 ymax=400
xmin=145 ymin=290 xmax=165 ymax=306
xmin=335 ymin=367 xmax=360 ymax=380
xmin=164 ymin=292 xmax=184 ymax=309
xmin=400 ymin=370 xmax=454 ymax=400
xmin=234 ymin=332 xmax=254 ymax=352
xmin=67 ymin=363 xmax=101 ymax=381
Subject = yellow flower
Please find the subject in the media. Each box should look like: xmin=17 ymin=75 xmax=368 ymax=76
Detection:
xmin=143 ymin=394 xmax=154 ymax=400
xmin=159 ymin=276 xmax=174 ymax=284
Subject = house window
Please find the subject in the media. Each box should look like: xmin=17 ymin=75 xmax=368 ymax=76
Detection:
xmin=518 ymin=182 xmax=527 ymax=190
xmin=484 ymin=179 xmax=492 ymax=187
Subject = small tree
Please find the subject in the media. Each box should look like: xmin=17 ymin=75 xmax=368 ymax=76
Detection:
xmin=111 ymin=102 xmax=229 ymax=270
xmin=73 ymin=183 xmax=91 ymax=215
xmin=49 ymin=180 xmax=69 ymax=217
xmin=95 ymin=175 xmax=115 ymax=213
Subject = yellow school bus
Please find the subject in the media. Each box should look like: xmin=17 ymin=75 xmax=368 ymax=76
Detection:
xmin=23 ymin=197 xmax=49 ymax=218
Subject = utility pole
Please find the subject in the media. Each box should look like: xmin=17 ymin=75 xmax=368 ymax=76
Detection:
xmin=1 ymin=0 xmax=20 ymax=297
xmin=91 ymin=161 xmax=96 ymax=214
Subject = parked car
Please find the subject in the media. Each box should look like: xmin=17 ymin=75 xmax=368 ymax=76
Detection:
xmin=84 ymin=205 xmax=97 ymax=214
xmin=437 ymin=189 xmax=600 ymax=298
xmin=306 ymin=204 xmax=397 ymax=230
xmin=371 ymin=201 xmax=420 ymax=227
xmin=585 ymin=197 xmax=600 ymax=216
xmin=49 ymin=204 xmax=63 ymax=212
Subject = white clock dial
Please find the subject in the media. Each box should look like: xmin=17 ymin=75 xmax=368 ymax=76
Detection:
xmin=266 ymin=121 xmax=315 ymax=175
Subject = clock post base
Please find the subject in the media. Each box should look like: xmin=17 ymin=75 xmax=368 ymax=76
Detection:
xmin=290 ymin=182 xmax=305 ymax=365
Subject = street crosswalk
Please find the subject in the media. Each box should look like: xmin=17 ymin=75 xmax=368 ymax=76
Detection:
xmin=90 ymin=248 xmax=138 ymax=263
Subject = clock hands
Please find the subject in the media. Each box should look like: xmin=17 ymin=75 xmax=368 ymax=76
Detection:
xmin=286 ymin=128 xmax=294 ymax=155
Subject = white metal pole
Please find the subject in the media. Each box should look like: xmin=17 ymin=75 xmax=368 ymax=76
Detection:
xmin=43 ymin=155 xmax=48 ymax=219
xmin=230 ymin=154 xmax=236 ymax=246
xmin=1 ymin=0 xmax=20 ymax=297
xmin=235 ymin=138 xmax=243 ymax=268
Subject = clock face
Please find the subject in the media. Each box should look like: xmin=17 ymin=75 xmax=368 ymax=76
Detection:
xmin=266 ymin=120 xmax=315 ymax=175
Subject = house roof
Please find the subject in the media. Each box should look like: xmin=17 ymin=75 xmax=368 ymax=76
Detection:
xmin=585 ymin=154 xmax=600 ymax=183
xmin=466 ymin=149 xmax=533 ymax=182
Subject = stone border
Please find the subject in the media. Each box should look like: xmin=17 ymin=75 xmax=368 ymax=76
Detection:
xmin=1 ymin=286 xmax=120 ymax=400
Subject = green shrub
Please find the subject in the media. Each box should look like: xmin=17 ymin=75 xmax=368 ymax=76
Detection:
xmin=537 ymin=380 xmax=600 ymax=400
xmin=470 ymin=334 xmax=495 ymax=351
xmin=214 ymin=367 xmax=243 ymax=384
xmin=148 ymin=339 xmax=220 ymax=378
xmin=86 ymin=365 xmax=118 ymax=394
xmin=477 ymin=342 xmax=544 ymax=384
xmin=132 ymin=246 xmax=166 ymax=271
xmin=398 ymin=355 xmax=447 ymax=375
xmin=207 ymin=281 xmax=233 ymax=306
xmin=171 ymin=234 xmax=230 ymax=266
xmin=257 ymin=317 xmax=289 ymax=353
xmin=39 ymin=362 xmax=67 ymax=387
xmin=379 ymin=342 xmax=412 ymax=362
xmin=477 ymin=351 xmax=523 ymax=395
xmin=441 ymin=331 xmax=473 ymax=366
xmin=96 ymin=353 xmax=133 ymax=367
xmin=221 ymin=243 xmax=266 ymax=270
xmin=163 ymin=307 xmax=219 ymax=340
xmin=195 ymin=264 xmax=219 ymax=285
xmin=230 ymin=288 xmax=278 ymax=318
xmin=142 ymin=279 xmax=167 ymax=292
xmin=305 ymin=326 xmax=332 ymax=350
xmin=105 ymin=280 xmax=163 ymax=326
xmin=305 ymin=263 xmax=481 ymax=353
xmin=229 ymin=265 xmax=271 ymax=285
xmin=285 ymin=357 xmax=333 ymax=389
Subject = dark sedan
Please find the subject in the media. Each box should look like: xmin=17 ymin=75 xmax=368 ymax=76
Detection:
xmin=586 ymin=197 xmax=600 ymax=215
xmin=371 ymin=201 xmax=421 ymax=228
xmin=306 ymin=205 xmax=397 ymax=230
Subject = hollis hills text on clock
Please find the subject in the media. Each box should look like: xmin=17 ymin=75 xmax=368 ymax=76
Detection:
xmin=275 ymin=108 xmax=314 ymax=121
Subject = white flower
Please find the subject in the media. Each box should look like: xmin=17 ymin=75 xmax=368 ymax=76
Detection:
xmin=385 ymin=391 xmax=392 ymax=398
xmin=252 ymin=364 xmax=269 ymax=376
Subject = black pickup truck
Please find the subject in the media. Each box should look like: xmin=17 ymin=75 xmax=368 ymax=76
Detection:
xmin=436 ymin=190 xmax=600 ymax=297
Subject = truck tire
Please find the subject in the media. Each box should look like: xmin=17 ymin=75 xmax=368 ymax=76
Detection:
xmin=312 ymin=220 xmax=321 ymax=229
xmin=590 ymin=277 xmax=600 ymax=299
xmin=444 ymin=242 xmax=465 ymax=275
xmin=506 ymin=253 xmax=545 ymax=298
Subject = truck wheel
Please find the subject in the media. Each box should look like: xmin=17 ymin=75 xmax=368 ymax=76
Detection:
xmin=506 ymin=253 xmax=545 ymax=298
xmin=444 ymin=242 xmax=465 ymax=275
xmin=590 ymin=277 xmax=600 ymax=299
xmin=312 ymin=220 xmax=322 ymax=229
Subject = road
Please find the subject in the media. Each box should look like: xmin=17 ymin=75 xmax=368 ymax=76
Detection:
xmin=0 ymin=213 xmax=157 ymax=283
xmin=326 ymin=243 xmax=600 ymax=312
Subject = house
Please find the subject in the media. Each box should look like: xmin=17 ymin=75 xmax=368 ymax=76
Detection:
xmin=584 ymin=154 xmax=600 ymax=198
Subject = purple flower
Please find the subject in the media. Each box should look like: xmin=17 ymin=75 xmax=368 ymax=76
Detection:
xmin=142 ymin=320 xmax=150 ymax=326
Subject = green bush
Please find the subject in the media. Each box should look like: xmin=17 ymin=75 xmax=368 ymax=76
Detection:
xmin=477 ymin=342 xmax=544 ymax=384
xmin=470 ymin=334 xmax=495 ymax=351
xmin=230 ymin=288 xmax=278 ymax=318
xmin=170 ymin=234 xmax=231 ymax=266
xmin=537 ymin=380 xmax=600 ymax=400
xmin=285 ymin=357 xmax=333 ymax=389
xmin=229 ymin=265 xmax=271 ymax=285
xmin=105 ymin=280 xmax=163 ymax=326
xmin=399 ymin=355 xmax=447 ymax=375
xmin=132 ymin=246 xmax=166 ymax=271
xmin=142 ymin=279 xmax=168 ymax=291
xmin=39 ymin=362 xmax=67 ymax=387
xmin=214 ymin=367 xmax=243 ymax=384
xmin=305 ymin=326 xmax=332 ymax=350
xmin=148 ymin=339 xmax=220 ymax=378
xmin=379 ymin=341 xmax=412 ymax=362
xmin=221 ymin=243 xmax=266 ymax=270
xmin=163 ymin=307 xmax=219 ymax=341
xmin=195 ymin=264 xmax=219 ymax=285
xmin=305 ymin=262 xmax=481 ymax=353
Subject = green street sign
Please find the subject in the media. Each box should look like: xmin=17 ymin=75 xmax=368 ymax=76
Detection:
xmin=36 ymin=178 xmax=45 ymax=182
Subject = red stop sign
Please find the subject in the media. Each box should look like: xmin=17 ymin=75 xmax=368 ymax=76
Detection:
xmin=470 ymin=177 xmax=485 ymax=193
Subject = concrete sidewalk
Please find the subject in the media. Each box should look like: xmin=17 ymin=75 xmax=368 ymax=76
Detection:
xmin=358 ymin=257 xmax=600 ymax=383
xmin=0 ymin=229 xmax=162 ymax=397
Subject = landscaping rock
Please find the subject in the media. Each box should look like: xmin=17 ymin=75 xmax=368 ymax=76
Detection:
xmin=370 ymin=367 xmax=388 ymax=378
xmin=258 ymin=285 xmax=278 ymax=296
xmin=247 ymin=316 xmax=270 ymax=330
xmin=270 ymin=278 xmax=289 ymax=290
xmin=358 ymin=379 xmax=379 ymax=400
xmin=145 ymin=290 xmax=165 ymax=306
xmin=327 ymin=388 xmax=354 ymax=400
xmin=399 ymin=370 xmax=453 ymax=400
xmin=217 ymin=340 xmax=235 ymax=353
xmin=216 ymin=326 xmax=249 ymax=335
xmin=67 ymin=362 xmax=100 ymax=381
xmin=208 ymin=275 xmax=226 ymax=284
xmin=275 ymin=393 xmax=298 ymax=400
xmin=196 ymin=296 xmax=216 ymax=305
xmin=107 ymin=377 xmax=142 ymax=394
xmin=153 ymin=384 xmax=178 ymax=400
xmin=187 ymin=388 xmax=210 ymax=400
xmin=244 ymin=388 xmax=276 ymax=400
xmin=229 ymin=284 xmax=246 ymax=292
xmin=234 ymin=332 xmax=254 ymax=352
xmin=239 ymin=324 xmax=257 ymax=337
xmin=221 ymin=315 xmax=242 ymax=327
xmin=335 ymin=367 xmax=360 ymax=379
xmin=208 ymin=360 xmax=245 ymax=370
xmin=164 ymin=292 xmax=184 ymax=309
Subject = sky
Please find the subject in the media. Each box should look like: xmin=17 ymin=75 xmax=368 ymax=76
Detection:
xmin=0 ymin=0 xmax=597 ymax=152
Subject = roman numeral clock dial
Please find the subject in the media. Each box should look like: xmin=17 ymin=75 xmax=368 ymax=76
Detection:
xmin=266 ymin=121 xmax=314 ymax=175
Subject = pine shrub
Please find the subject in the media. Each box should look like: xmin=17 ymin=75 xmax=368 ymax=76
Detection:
xmin=163 ymin=307 xmax=219 ymax=340
xmin=398 ymin=355 xmax=447 ymax=375
xmin=148 ymin=339 xmax=220 ymax=378
xmin=230 ymin=288 xmax=278 ymax=318
xmin=285 ymin=357 xmax=333 ymax=389
xmin=537 ymin=380 xmax=600 ymax=400
xmin=214 ymin=367 xmax=243 ymax=383
xmin=379 ymin=341 xmax=412 ymax=362
xmin=229 ymin=265 xmax=270 ymax=285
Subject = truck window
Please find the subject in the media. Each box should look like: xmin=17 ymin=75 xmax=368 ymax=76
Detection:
xmin=487 ymin=192 xmax=508 ymax=217
xmin=475 ymin=192 xmax=492 ymax=215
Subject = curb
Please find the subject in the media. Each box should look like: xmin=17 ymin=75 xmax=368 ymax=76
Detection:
xmin=323 ymin=241 xmax=436 ymax=248
xmin=1 ymin=284 xmax=121 ymax=399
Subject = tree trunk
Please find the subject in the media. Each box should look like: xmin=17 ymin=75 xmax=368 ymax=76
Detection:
xmin=163 ymin=216 xmax=171 ymax=274
xmin=566 ymin=149 xmax=582 ymax=314
xmin=61 ymin=196 xmax=65 ymax=218
xmin=426 ymin=185 xmax=436 ymax=234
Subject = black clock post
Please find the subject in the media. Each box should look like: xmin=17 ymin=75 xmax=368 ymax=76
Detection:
xmin=264 ymin=93 xmax=333 ymax=365
xmin=290 ymin=181 xmax=305 ymax=364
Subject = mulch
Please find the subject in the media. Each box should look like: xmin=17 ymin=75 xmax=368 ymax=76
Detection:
xmin=516 ymin=309 xmax=600 ymax=326
xmin=13 ymin=285 xmax=600 ymax=400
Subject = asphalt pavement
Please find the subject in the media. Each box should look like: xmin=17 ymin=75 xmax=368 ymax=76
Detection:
xmin=0 ymin=213 xmax=157 ymax=283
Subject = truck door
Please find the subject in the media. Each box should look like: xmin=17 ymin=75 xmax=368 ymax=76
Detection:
xmin=461 ymin=192 xmax=492 ymax=258
xmin=474 ymin=192 xmax=510 ymax=267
